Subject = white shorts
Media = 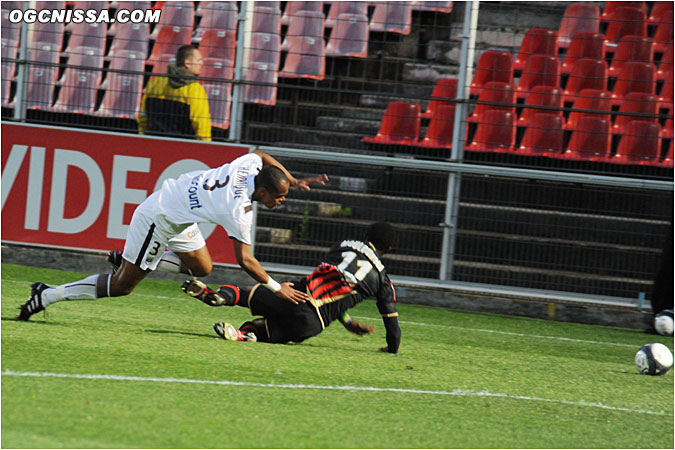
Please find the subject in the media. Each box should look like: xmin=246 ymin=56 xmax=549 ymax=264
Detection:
xmin=123 ymin=192 xmax=207 ymax=271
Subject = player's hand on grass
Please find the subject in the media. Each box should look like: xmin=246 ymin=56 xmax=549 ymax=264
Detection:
xmin=294 ymin=174 xmax=329 ymax=191
xmin=276 ymin=282 xmax=308 ymax=304
xmin=346 ymin=321 xmax=375 ymax=336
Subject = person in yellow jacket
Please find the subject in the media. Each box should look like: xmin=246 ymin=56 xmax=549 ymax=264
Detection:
xmin=138 ymin=45 xmax=211 ymax=141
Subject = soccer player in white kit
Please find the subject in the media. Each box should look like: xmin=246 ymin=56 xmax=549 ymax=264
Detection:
xmin=18 ymin=150 xmax=327 ymax=320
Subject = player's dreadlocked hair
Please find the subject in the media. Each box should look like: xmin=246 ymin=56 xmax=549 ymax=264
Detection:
xmin=366 ymin=222 xmax=396 ymax=253
xmin=255 ymin=165 xmax=289 ymax=194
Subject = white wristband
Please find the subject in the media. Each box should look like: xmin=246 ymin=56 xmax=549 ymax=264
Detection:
xmin=264 ymin=277 xmax=281 ymax=293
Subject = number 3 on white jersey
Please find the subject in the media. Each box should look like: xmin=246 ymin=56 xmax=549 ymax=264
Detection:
xmin=337 ymin=251 xmax=373 ymax=282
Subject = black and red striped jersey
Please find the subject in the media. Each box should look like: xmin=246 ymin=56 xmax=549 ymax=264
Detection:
xmin=304 ymin=239 xmax=401 ymax=352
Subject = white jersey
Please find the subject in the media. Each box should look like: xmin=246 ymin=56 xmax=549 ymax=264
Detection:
xmin=155 ymin=153 xmax=263 ymax=245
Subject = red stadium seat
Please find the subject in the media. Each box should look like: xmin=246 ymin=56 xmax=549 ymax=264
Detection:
xmin=468 ymin=81 xmax=515 ymax=123
xmin=51 ymin=47 xmax=103 ymax=113
xmin=515 ymin=54 xmax=560 ymax=99
xmin=565 ymin=88 xmax=612 ymax=130
xmin=561 ymin=32 xmax=605 ymax=76
xmin=662 ymin=115 xmax=674 ymax=139
xmin=148 ymin=26 xmax=191 ymax=66
xmin=151 ymin=53 xmax=175 ymax=75
xmin=658 ymin=69 xmax=673 ymax=103
xmin=149 ymin=1 xmax=194 ymax=39
xmin=513 ymin=28 xmax=559 ymax=73
xmin=611 ymin=120 xmax=661 ymax=164
xmin=656 ymin=42 xmax=673 ymax=82
xmin=661 ymin=139 xmax=673 ymax=168
xmin=108 ymin=1 xmax=151 ymax=36
xmin=563 ymin=58 xmax=608 ymax=103
xmin=252 ymin=5 xmax=281 ymax=35
xmin=418 ymin=104 xmax=455 ymax=148
xmin=613 ymin=92 xmax=658 ymax=134
xmin=411 ymin=1 xmax=453 ymax=13
xmin=422 ymin=78 xmax=457 ymax=119
xmin=369 ymin=1 xmax=413 ymax=35
xmin=601 ymin=1 xmax=646 ymax=20
xmin=558 ymin=3 xmax=601 ymax=49
xmin=607 ymin=35 xmax=653 ymax=77
xmin=604 ymin=7 xmax=647 ymax=50
xmin=97 ymin=50 xmax=144 ymax=118
xmin=199 ymin=29 xmax=236 ymax=62
xmin=24 ymin=43 xmax=60 ymax=109
xmin=518 ymin=85 xmax=563 ymax=128
xmin=281 ymin=1 xmax=323 ymax=26
xmin=470 ymin=50 xmax=513 ymax=97
xmin=108 ymin=22 xmax=149 ymax=58
xmin=29 ymin=19 xmax=64 ymax=49
xmin=65 ymin=21 xmax=106 ymax=55
xmin=325 ymin=2 xmax=367 ymax=28
xmin=519 ymin=113 xmax=565 ymax=157
xmin=559 ymin=116 xmax=611 ymax=161
xmin=280 ymin=35 xmax=326 ymax=80
xmin=1 ymin=44 xmax=18 ymax=105
xmin=325 ymin=14 xmax=368 ymax=58
xmin=201 ymin=58 xmax=234 ymax=129
xmin=193 ymin=1 xmax=237 ymax=43
xmin=244 ymin=33 xmax=281 ymax=105
xmin=363 ymin=101 xmax=421 ymax=146
xmin=611 ymin=61 xmax=656 ymax=105
xmin=281 ymin=10 xmax=324 ymax=51
xmin=651 ymin=9 xmax=674 ymax=55
xmin=467 ymin=109 xmax=516 ymax=153
xmin=648 ymin=2 xmax=674 ymax=25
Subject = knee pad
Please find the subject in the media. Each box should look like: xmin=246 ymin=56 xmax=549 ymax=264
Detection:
xmin=216 ymin=285 xmax=240 ymax=306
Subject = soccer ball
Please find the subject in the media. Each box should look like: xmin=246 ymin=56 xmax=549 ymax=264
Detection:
xmin=654 ymin=309 xmax=674 ymax=336
xmin=635 ymin=343 xmax=673 ymax=376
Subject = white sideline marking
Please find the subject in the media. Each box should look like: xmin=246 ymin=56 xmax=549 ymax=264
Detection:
xmin=2 ymin=370 xmax=667 ymax=416
xmin=2 ymin=279 xmax=642 ymax=348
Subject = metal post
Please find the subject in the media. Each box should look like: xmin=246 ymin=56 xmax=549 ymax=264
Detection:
xmin=13 ymin=1 xmax=32 ymax=121
xmin=439 ymin=0 xmax=479 ymax=281
xmin=228 ymin=0 xmax=251 ymax=142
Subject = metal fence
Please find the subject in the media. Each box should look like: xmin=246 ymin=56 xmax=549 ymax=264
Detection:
xmin=2 ymin=1 xmax=673 ymax=302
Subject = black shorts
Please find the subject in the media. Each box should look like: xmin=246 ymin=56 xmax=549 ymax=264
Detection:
xmin=247 ymin=280 xmax=323 ymax=344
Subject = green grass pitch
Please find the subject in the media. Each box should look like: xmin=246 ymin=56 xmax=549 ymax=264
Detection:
xmin=2 ymin=262 xmax=673 ymax=448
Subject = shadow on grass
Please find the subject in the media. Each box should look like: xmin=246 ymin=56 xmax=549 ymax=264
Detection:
xmin=1 ymin=316 xmax=57 ymax=325
xmin=144 ymin=328 xmax=216 ymax=339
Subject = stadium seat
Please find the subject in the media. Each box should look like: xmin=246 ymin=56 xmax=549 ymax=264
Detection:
xmin=147 ymin=26 xmax=191 ymax=66
xmin=648 ymin=2 xmax=674 ymax=26
xmin=467 ymin=109 xmax=516 ymax=153
xmin=24 ymin=44 xmax=61 ymax=109
xmin=362 ymin=101 xmax=421 ymax=146
xmin=611 ymin=61 xmax=656 ymax=105
xmin=201 ymin=58 xmax=234 ymax=129
xmin=324 ymin=2 xmax=367 ymax=28
xmin=611 ymin=120 xmax=661 ymax=164
xmin=565 ymin=88 xmax=612 ymax=130
xmin=369 ymin=1 xmax=413 ymax=35
xmin=559 ymin=116 xmax=611 ymax=161
xmin=281 ymin=10 xmax=324 ymax=51
xmin=468 ymin=81 xmax=515 ymax=123
xmin=563 ymin=58 xmax=608 ymax=104
xmin=418 ymin=104 xmax=455 ymax=148
xmin=325 ymin=14 xmax=368 ymax=58
xmin=411 ymin=1 xmax=453 ymax=13
xmin=199 ymin=29 xmax=236 ymax=62
xmin=607 ymin=35 xmax=653 ymax=77
xmin=604 ymin=7 xmax=647 ymax=50
xmin=513 ymin=28 xmax=559 ymax=73
xmin=1 ymin=43 xmax=18 ymax=105
xmin=1 ymin=1 xmax=23 ymax=10
xmin=515 ymin=54 xmax=560 ymax=99
xmin=613 ymin=92 xmax=658 ymax=134
xmin=656 ymin=42 xmax=673 ymax=82
xmin=244 ymin=33 xmax=281 ymax=105
xmin=2 ymin=8 xmax=20 ymax=43
xmin=30 ymin=17 xmax=65 ymax=49
xmin=661 ymin=139 xmax=673 ymax=168
xmin=561 ymin=32 xmax=605 ymax=76
xmin=518 ymin=85 xmax=563 ymax=128
xmin=65 ymin=22 xmax=106 ymax=55
xmin=601 ymin=1 xmax=646 ymax=20
xmin=651 ymin=9 xmax=674 ymax=55
xmin=557 ymin=3 xmax=601 ymax=49
xmin=96 ymin=50 xmax=144 ymax=118
xmin=193 ymin=1 xmax=237 ymax=43
xmin=51 ymin=47 xmax=103 ymax=113
xmin=470 ymin=50 xmax=513 ymax=97
xmin=108 ymin=22 xmax=150 ymax=58
xmin=149 ymin=1 xmax=194 ymax=39
xmin=281 ymin=1 xmax=323 ymax=26
xmin=252 ymin=5 xmax=281 ymax=35
xmin=422 ymin=78 xmax=457 ymax=119
xmin=519 ymin=113 xmax=565 ymax=157
xmin=151 ymin=53 xmax=176 ymax=76
xmin=108 ymin=1 xmax=151 ymax=36
xmin=658 ymin=69 xmax=673 ymax=103
xmin=279 ymin=35 xmax=325 ymax=80
xmin=201 ymin=57 xmax=234 ymax=81
xmin=662 ymin=115 xmax=674 ymax=139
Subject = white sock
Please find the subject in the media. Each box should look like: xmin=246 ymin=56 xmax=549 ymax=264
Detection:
xmin=156 ymin=251 xmax=193 ymax=275
xmin=41 ymin=274 xmax=111 ymax=307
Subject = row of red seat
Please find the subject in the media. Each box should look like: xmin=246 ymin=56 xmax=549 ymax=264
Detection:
xmin=362 ymin=100 xmax=673 ymax=167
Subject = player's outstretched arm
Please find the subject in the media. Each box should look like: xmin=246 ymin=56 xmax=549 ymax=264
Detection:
xmin=253 ymin=150 xmax=328 ymax=191
xmin=233 ymin=239 xmax=307 ymax=304
xmin=339 ymin=312 xmax=376 ymax=335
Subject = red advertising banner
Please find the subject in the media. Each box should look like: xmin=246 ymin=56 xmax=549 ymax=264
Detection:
xmin=1 ymin=123 xmax=250 ymax=265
